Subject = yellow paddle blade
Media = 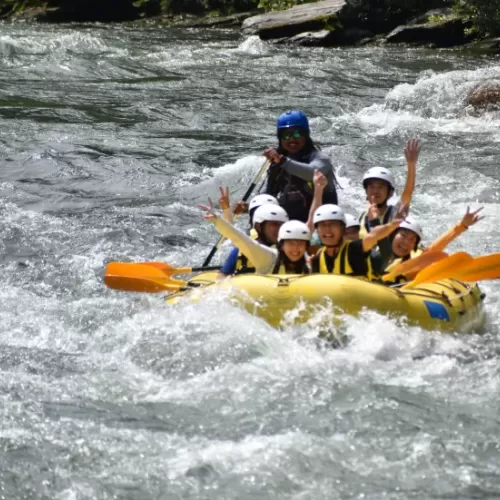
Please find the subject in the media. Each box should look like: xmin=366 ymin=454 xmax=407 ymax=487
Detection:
xmin=451 ymin=253 xmax=500 ymax=282
xmin=141 ymin=262 xmax=193 ymax=275
xmin=382 ymin=251 xmax=448 ymax=282
xmin=104 ymin=263 xmax=188 ymax=293
xmin=402 ymin=251 xmax=473 ymax=289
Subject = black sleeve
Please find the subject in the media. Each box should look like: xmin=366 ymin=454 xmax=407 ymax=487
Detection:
xmin=347 ymin=239 xmax=370 ymax=276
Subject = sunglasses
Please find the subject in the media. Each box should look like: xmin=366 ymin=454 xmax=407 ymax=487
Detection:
xmin=280 ymin=129 xmax=304 ymax=140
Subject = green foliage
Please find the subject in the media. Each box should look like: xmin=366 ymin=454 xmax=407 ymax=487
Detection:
xmin=257 ymin=0 xmax=315 ymax=12
xmin=454 ymin=0 xmax=500 ymax=36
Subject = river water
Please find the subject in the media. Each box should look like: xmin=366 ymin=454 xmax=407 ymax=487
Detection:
xmin=1 ymin=22 xmax=500 ymax=499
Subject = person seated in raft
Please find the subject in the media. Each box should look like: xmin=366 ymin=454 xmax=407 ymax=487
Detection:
xmin=201 ymin=198 xmax=311 ymax=274
xmin=217 ymin=203 xmax=289 ymax=277
xmin=379 ymin=206 xmax=484 ymax=284
xmin=310 ymin=204 xmax=403 ymax=277
xmin=359 ymin=137 xmax=420 ymax=232
xmin=257 ymin=109 xmax=338 ymax=223
xmin=214 ymin=189 xmax=282 ymax=277
xmin=304 ymin=169 xmax=363 ymax=252
xmin=344 ymin=214 xmax=361 ymax=241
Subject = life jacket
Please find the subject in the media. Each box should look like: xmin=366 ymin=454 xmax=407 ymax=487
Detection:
xmin=266 ymin=152 xmax=337 ymax=222
xmin=382 ymin=249 xmax=423 ymax=284
xmin=271 ymin=255 xmax=310 ymax=275
xmin=358 ymin=204 xmax=395 ymax=238
xmin=234 ymin=252 xmax=256 ymax=275
xmin=311 ymin=242 xmax=374 ymax=280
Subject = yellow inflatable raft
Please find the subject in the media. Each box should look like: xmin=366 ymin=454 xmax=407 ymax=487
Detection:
xmin=165 ymin=272 xmax=486 ymax=333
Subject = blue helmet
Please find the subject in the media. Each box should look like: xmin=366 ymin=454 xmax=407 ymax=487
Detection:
xmin=276 ymin=110 xmax=310 ymax=132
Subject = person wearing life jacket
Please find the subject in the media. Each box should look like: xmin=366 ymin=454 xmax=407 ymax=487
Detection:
xmin=310 ymin=204 xmax=403 ymax=277
xmin=218 ymin=202 xmax=288 ymax=277
xmin=201 ymin=198 xmax=311 ymax=274
xmin=381 ymin=207 xmax=484 ymax=284
xmin=358 ymin=138 xmax=420 ymax=238
xmin=263 ymin=110 xmax=338 ymax=223
xmin=344 ymin=214 xmax=361 ymax=241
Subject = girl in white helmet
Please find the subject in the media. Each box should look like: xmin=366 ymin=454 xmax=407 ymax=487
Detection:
xmin=214 ymin=191 xmax=280 ymax=277
xmin=201 ymin=198 xmax=311 ymax=274
xmin=358 ymin=138 xmax=421 ymax=240
xmin=218 ymin=203 xmax=289 ymax=277
xmin=311 ymin=204 xmax=403 ymax=277
xmin=381 ymin=207 xmax=484 ymax=284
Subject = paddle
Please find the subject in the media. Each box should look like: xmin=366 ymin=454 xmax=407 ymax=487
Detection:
xmin=104 ymin=274 xmax=187 ymax=293
xmin=202 ymin=158 xmax=271 ymax=267
xmin=448 ymin=253 xmax=500 ymax=282
xmin=104 ymin=261 xmax=219 ymax=293
xmin=382 ymin=250 xmax=448 ymax=282
xmin=402 ymin=251 xmax=473 ymax=289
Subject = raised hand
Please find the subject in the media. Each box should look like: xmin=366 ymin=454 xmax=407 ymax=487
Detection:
xmin=404 ymin=138 xmax=421 ymax=165
xmin=218 ymin=186 xmax=230 ymax=210
xmin=198 ymin=197 xmax=217 ymax=221
xmin=313 ymin=169 xmax=328 ymax=191
xmin=394 ymin=202 xmax=410 ymax=220
xmin=232 ymin=200 xmax=249 ymax=215
xmin=367 ymin=195 xmax=384 ymax=221
xmin=461 ymin=206 xmax=484 ymax=228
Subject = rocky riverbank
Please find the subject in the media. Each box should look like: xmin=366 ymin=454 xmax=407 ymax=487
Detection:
xmin=2 ymin=0 xmax=499 ymax=54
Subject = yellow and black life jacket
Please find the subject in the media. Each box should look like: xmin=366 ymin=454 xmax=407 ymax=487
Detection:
xmin=311 ymin=242 xmax=374 ymax=280
xmin=382 ymin=249 xmax=423 ymax=284
xmin=358 ymin=205 xmax=395 ymax=238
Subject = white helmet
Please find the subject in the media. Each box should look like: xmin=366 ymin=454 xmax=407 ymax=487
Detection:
xmin=345 ymin=213 xmax=361 ymax=229
xmin=399 ymin=216 xmax=423 ymax=241
xmin=249 ymin=194 xmax=279 ymax=212
xmin=278 ymin=220 xmax=311 ymax=242
xmin=253 ymin=204 xmax=289 ymax=227
xmin=313 ymin=204 xmax=346 ymax=226
xmin=362 ymin=167 xmax=396 ymax=190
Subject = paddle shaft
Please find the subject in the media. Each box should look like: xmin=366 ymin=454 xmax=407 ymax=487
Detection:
xmin=202 ymin=159 xmax=271 ymax=267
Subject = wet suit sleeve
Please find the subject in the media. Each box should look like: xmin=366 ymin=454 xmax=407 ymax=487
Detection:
xmin=347 ymin=239 xmax=371 ymax=275
xmin=220 ymin=246 xmax=240 ymax=275
xmin=212 ymin=217 xmax=278 ymax=274
xmin=281 ymin=152 xmax=332 ymax=182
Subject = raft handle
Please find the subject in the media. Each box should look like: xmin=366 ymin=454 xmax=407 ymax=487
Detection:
xmin=276 ymin=278 xmax=291 ymax=288
xmin=480 ymin=293 xmax=486 ymax=301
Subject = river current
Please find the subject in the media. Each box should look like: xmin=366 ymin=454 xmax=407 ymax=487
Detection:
xmin=1 ymin=22 xmax=500 ymax=499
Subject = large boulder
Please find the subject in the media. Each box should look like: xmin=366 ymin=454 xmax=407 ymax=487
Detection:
xmin=242 ymin=0 xmax=348 ymax=40
xmin=467 ymin=82 xmax=500 ymax=110
xmin=384 ymin=14 xmax=471 ymax=47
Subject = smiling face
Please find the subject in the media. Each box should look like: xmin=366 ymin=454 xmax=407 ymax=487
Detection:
xmin=279 ymin=128 xmax=307 ymax=154
xmin=316 ymin=220 xmax=344 ymax=247
xmin=365 ymin=179 xmax=391 ymax=205
xmin=281 ymin=239 xmax=307 ymax=262
xmin=392 ymin=228 xmax=418 ymax=258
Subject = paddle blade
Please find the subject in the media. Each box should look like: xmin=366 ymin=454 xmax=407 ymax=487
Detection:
xmin=382 ymin=251 xmax=448 ymax=282
xmin=402 ymin=251 xmax=473 ymax=289
xmin=104 ymin=263 xmax=188 ymax=293
xmin=452 ymin=253 xmax=500 ymax=282
xmin=104 ymin=275 xmax=171 ymax=293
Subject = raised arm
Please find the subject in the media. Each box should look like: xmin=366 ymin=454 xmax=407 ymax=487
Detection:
xmin=362 ymin=218 xmax=403 ymax=253
xmin=199 ymin=198 xmax=277 ymax=274
xmin=218 ymin=186 xmax=234 ymax=224
xmin=427 ymin=206 xmax=484 ymax=253
xmin=306 ymin=169 xmax=328 ymax=232
xmin=399 ymin=138 xmax=421 ymax=208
